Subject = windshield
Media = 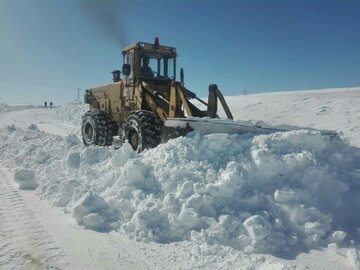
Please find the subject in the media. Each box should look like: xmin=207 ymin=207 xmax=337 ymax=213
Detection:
xmin=140 ymin=54 xmax=175 ymax=80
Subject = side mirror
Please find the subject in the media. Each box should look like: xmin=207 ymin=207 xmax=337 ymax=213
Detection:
xmin=180 ymin=68 xmax=184 ymax=86
xmin=122 ymin=64 xmax=131 ymax=76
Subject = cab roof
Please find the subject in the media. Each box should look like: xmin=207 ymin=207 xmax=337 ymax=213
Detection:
xmin=122 ymin=42 xmax=177 ymax=57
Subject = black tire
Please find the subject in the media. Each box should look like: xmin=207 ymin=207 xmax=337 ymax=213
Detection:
xmin=81 ymin=109 xmax=118 ymax=146
xmin=122 ymin=110 xmax=162 ymax=152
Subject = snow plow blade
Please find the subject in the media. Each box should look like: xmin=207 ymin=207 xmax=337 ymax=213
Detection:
xmin=164 ymin=117 xmax=338 ymax=138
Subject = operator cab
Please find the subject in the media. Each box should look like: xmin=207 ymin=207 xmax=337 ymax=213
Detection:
xmin=140 ymin=53 xmax=175 ymax=81
xmin=121 ymin=37 xmax=177 ymax=85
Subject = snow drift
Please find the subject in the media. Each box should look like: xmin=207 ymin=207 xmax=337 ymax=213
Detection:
xmin=1 ymin=121 xmax=359 ymax=255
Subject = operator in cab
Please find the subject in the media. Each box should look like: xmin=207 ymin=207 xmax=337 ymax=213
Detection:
xmin=140 ymin=56 xmax=154 ymax=78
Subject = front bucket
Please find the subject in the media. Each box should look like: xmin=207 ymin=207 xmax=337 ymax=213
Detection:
xmin=165 ymin=117 xmax=287 ymax=135
xmin=164 ymin=117 xmax=338 ymax=137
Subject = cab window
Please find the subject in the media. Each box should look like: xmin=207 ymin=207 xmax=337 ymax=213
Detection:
xmin=141 ymin=54 xmax=175 ymax=79
xmin=124 ymin=51 xmax=134 ymax=84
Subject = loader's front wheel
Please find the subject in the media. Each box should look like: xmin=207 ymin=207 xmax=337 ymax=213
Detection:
xmin=81 ymin=109 xmax=117 ymax=146
xmin=123 ymin=110 xmax=162 ymax=152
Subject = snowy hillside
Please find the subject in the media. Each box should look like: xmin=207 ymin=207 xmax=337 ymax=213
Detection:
xmin=0 ymin=103 xmax=41 ymax=113
xmin=214 ymin=87 xmax=360 ymax=147
xmin=0 ymin=88 xmax=360 ymax=270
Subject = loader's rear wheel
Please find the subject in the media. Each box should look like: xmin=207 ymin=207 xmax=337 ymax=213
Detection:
xmin=123 ymin=110 xmax=162 ymax=152
xmin=81 ymin=109 xmax=118 ymax=146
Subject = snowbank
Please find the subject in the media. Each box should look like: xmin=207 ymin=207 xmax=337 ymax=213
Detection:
xmin=0 ymin=103 xmax=40 ymax=113
xmin=1 ymin=123 xmax=359 ymax=256
xmin=54 ymin=102 xmax=86 ymax=127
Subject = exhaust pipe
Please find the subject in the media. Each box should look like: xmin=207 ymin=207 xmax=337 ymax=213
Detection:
xmin=112 ymin=70 xmax=121 ymax=82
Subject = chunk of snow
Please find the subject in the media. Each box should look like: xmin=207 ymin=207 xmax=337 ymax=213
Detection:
xmin=258 ymin=262 xmax=289 ymax=270
xmin=327 ymin=243 xmax=338 ymax=253
xmin=65 ymin=134 xmax=81 ymax=146
xmin=303 ymin=220 xmax=329 ymax=237
xmin=28 ymin=123 xmax=38 ymax=130
xmin=6 ymin=124 xmax=16 ymax=132
xmin=274 ymin=190 xmax=298 ymax=204
xmin=80 ymin=147 xmax=111 ymax=165
xmin=327 ymin=231 xmax=347 ymax=245
xmin=82 ymin=213 xmax=106 ymax=230
xmin=347 ymin=248 xmax=360 ymax=267
xmin=131 ymin=201 xmax=165 ymax=237
xmin=14 ymin=169 xmax=38 ymax=190
xmin=178 ymin=204 xmax=201 ymax=230
xmin=111 ymin=142 xmax=135 ymax=167
xmin=66 ymin=152 xmax=80 ymax=170
xmin=219 ymin=215 xmax=240 ymax=234
xmin=121 ymin=159 xmax=160 ymax=192
xmin=243 ymin=215 xmax=271 ymax=242
xmin=35 ymin=151 xmax=50 ymax=164
xmin=72 ymin=193 xmax=115 ymax=231
xmin=176 ymin=181 xmax=194 ymax=199
xmin=15 ymin=153 xmax=26 ymax=165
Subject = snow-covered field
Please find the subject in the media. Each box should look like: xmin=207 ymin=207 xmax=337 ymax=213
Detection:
xmin=1 ymin=87 xmax=360 ymax=270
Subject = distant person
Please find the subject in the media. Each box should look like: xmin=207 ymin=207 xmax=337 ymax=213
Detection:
xmin=140 ymin=56 xmax=154 ymax=78
xmin=50 ymin=101 xmax=53 ymax=109
xmin=44 ymin=101 xmax=47 ymax=108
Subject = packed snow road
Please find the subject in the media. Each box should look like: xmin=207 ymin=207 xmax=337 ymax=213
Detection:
xmin=0 ymin=104 xmax=82 ymax=138
xmin=0 ymin=166 xmax=67 ymax=269
xmin=1 ymin=88 xmax=360 ymax=270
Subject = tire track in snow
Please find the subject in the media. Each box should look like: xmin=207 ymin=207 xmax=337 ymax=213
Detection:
xmin=0 ymin=168 xmax=68 ymax=270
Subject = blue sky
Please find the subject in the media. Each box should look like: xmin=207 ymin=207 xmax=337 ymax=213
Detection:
xmin=0 ymin=0 xmax=359 ymax=105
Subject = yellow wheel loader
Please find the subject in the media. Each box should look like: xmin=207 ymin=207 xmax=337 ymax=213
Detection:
xmin=81 ymin=37 xmax=337 ymax=151
xmin=82 ymin=37 xmax=235 ymax=151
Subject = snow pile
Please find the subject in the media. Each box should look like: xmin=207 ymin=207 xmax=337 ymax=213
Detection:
xmin=54 ymin=102 xmax=86 ymax=127
xmin=1 ymin=124 xmax=359 ymax=256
